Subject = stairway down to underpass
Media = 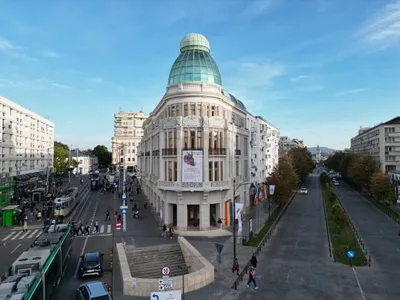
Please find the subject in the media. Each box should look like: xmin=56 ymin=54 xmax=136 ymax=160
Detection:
xmin=125 ymin=243 xmax=190 ymax=279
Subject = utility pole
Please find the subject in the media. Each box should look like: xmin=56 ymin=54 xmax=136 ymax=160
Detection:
xmin=69 ymin=144 xmax=72 ymax=183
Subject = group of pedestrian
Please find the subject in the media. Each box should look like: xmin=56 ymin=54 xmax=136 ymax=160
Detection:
xmin=162 ymin=224 xmax=174 ymax=239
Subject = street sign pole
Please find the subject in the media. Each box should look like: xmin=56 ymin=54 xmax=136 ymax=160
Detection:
xmin=122 ymin=193 xmax=127 ymax=231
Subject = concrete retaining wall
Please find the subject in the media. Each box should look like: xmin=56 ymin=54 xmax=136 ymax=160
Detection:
xmin=116 ymin=237 xmax=215 ymax=296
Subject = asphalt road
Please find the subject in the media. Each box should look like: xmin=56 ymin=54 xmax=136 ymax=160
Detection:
xmin=54 ymin=178 xmax=175 ymax=300
xmin=333 ymin=181 xmax=400 ymax=299
xmin=231 ymin=174 xmax=374 ymax=300
xmin=0 ymin=176 xmax=90 ymax=277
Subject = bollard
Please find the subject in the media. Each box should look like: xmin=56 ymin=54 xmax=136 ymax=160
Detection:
xmin=368 ymin=255 xmax=371 ymax=267
xmin=233 ymin=281 xmax=237 ymax=290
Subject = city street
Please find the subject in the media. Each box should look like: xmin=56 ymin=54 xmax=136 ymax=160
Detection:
xmin=0 ymin=176 xmax=90 ymax=276
xmin=334 ymin=181 xmax=400 ymax=298
xmin=232 ymin=174 xmax=373 ymax=300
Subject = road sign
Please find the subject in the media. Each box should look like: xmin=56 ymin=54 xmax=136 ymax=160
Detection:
xmin=215 ymin=243 xmax=224 ymax=254
xmin=151 ymin=290 xmax=182 ymax=300
xmin=161 ymin=266 xmax=170 ymax=276
xmin=347 ymin=250 xmax=355 ymax=259
xmin=116 ymin=221 xmax=122 ymax=230
xmin=121 ymin=208 xmax=127 ymax=214
xmin=122 ymin=193 xmax=126 ymax=200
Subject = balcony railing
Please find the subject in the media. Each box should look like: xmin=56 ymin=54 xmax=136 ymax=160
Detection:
xmin=209 ymin=148 xmax=226 ymax=155
xmin=145 ymin=151 xmax=150 ymax=156
xmin=235 ymin=149 xmax=241 ymax=155
xmin=182 ymin=147 xmax=204 ymax=151
xmin=162 ymin=148 xmax=177 ymax=156
xmin=152 ymin=150 xmax=160 ymax=156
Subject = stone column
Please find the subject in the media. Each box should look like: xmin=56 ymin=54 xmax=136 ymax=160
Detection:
xmin=203 ymin=124 xmax=209 ymax=182
xmin=160 ymin=130 xmax=165 ymax=181
xmin=200 ymin=193 xmax=210 ymax=231
xmin=177 ymin=127 xmax=183 ymax=182
xmin=177 ymin=202 xmax=187 ymax=230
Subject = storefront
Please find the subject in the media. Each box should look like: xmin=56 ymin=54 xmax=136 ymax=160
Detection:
xmin=0 ymin=180 xmax=16 ymax=206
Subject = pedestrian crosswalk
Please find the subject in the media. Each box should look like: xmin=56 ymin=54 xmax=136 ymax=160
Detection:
xmin=92 ymin=224 xmax=112 ymax=234
xmin=2 ymin=229 xmax=42 ymax=241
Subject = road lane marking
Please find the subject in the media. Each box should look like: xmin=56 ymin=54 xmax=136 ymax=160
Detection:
xmin=10 ymin=244 xmax=21 ymax=254
xmin=286 ymin=269 xmax=291 ymax=283
xmin=28 ymin=229 xmax=39 ymax=239
xmin=11 ymin=231 xmax=22 ymax=240
xmin=295 ymin=241 xmax=299 ymax=248
xmin=19 ymin=231 xmax=30 ymax=239
xmin=75 ymin=233 xmax=112 ymax=238
xmin=397 ymin=248 xmax=400 ymax=254
xmin=352 ymin=267 xmax=366 ymax=300
xmin=107 ymin=225 xmax=111 ymax=233
xmin=2 ymin=231 xmax=15 ymax=241
xmin=100 ymin=225 xmax=105 ymax=233
xmin=74 ymin=236 xmax=89 ymax=278
xmin=35 ymin=231 xmax=42 ymax=238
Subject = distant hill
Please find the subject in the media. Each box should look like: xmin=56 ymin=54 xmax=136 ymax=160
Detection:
xmin=308 ymin=147 xmax=337 ymax=155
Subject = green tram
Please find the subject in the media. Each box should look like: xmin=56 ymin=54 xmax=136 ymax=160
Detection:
xmin=0 ymin=223 xmax=73 ymax=299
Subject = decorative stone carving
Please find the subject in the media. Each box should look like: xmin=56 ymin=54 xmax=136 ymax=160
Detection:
xmin=202 ymin=192 xmax=209 ymax=205
xmin=181 ymin=182 xmax=203 ymax=188
xmin=209 ymin=117 xmax=225 ymax=129
xmin=202 ymin=117 xmax=209 ymax=127
xmin=163 ymin=117 xmax=181 ymax=129
xmin=182 ymin=116 xmax=202 ymax=128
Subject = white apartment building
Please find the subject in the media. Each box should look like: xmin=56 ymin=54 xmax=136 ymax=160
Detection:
xmin=137 ymin=33 xmax=276 ymax=231
xmin=111 ymin=110 xmax=148 ymax=167
xmin=0 ymin=96 xmax=54 ymax=178
xmin=350 ymin=116 xmax=400 ymax=173
xmin=70 ymin=150 xmax=99 ymax=175
xmin=279 ymin=136 xmax=305 ymax=157
xmin=256 ymin=117 xmax=279 ymax=175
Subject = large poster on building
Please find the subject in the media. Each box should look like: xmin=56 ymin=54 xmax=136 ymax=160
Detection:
xmin=182 ymin=150 xmax=203 ymax=182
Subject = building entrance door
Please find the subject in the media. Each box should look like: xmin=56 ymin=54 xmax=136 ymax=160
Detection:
xmin=187 ymin=205 xmax=199 ymax=227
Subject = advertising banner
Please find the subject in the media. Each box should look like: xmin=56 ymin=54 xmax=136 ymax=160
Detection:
xmin=182 ymin=150 xmax=203 ymax=182
xmin=235 ymin=203 xmax=244 ymax=236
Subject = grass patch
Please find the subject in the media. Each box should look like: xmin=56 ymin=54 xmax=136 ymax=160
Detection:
xmin=247 ymin=205 xmax=281 ymax=247
xmin=321 ymin=180 xmax=367 ymax=266
xmin=361 ymin=192 xmax=400 ymax=219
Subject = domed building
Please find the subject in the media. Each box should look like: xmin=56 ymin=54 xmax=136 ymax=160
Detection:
xmin=137 ymin=33 xmax=278 ymax=232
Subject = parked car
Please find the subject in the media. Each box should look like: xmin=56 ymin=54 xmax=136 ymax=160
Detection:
xmin=300 ymin=188 xmax=308 ymax=195
xmin=79 ymin=252 xmax=104 ymax=279
xmin=333 ymin=181 xmax=339 ymax=186
xmin=77 ymin=281 xmax=111 ymax=300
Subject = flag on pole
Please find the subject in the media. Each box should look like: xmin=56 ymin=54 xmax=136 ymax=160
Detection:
xmin=262 ymin=184 xmax=267 ymax=199
xmin=254 ymin=187 xmax=258 ymax=205
xmin=258 ymin=185 xmax=263 ymax=203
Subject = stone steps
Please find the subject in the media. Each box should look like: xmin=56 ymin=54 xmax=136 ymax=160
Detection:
xmin=127 ymin=243 xmax=190 ymax=278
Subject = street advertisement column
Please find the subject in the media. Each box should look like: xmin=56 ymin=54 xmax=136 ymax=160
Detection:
xmin=182 ymin=150 xmax=203 ymax=182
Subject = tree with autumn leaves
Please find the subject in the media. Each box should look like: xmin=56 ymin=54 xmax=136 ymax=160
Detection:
xmin=325 ymin=152 xmax=395 ymax=203
xmin=267 ymin=147 xmax=314 ymax=204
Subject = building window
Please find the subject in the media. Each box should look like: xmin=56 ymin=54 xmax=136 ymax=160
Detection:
xmin=235 ymin=135 xmax=239 ymax=149
xmin=220 ymin=161 xmax=223 ymax=180
xmin=235 ymin=160 xmax=239 ymax=176
xmin=244 ymin=137 xmax=248 ymax=156
xmin=184 ymin=130 xmax=189 ymax=148
xmin=197 ymin=131 xmax=202 ymax=148
xmin=190 ymin=104 xmax=195 ymax=115
xmin=190 ymin=131 xmax=195 ymax=148
xmin=174 ymin=161 xmax=177 ymax=181
xmin=196 ymin=103 xmax=202 ymax=116
xmin=209 ymin=161 xmax=212 ymax=181
xmin=176 ymin=104 xmax=181 ymax=116
xmin=168 ymin=161 xmax=173 ymax=181
xmin=184 ymin=104 xmax=188 ymax=116
xmin=214 ymin=161 xmax=219 ymax=181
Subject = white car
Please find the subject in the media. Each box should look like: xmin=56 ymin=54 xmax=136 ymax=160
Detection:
xmin=333 ymin=181 xmax=339 ymax=186
xmin=300 ymin=188 xmax=308 ymax=195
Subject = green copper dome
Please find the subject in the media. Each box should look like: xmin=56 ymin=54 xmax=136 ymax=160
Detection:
xmin=168 ymin=33 xmax=222 ymax=86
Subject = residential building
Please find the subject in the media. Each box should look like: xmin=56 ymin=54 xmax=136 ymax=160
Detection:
xmin=137 ymin=33 xmax=277 ymax=231
xmin=0 ymin=96 xmax=54 ymax=178
xmin=279 ymin=136 xmax=305 ymax=157
xmin=111 ymin=110 xmax=148 ymax=167
xmin=70 ymin=149 xmax=99 ymax=175
xmin=350 ymin=116 xmax=400 ymax=173
xmin=388 ymin=170 xmax=400 ymax=202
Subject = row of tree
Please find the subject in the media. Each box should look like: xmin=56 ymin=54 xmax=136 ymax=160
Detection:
xmin=325 ymin=152 xmax=395 ymax=203
xmin=54 ymin=142 xmax=112 ymax=175
xmin=267 ymin=147 xmax=315 ymax=203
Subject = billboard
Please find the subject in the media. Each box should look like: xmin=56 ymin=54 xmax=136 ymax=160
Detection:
xmin=182 ymin=150 xmax=203 ymax=182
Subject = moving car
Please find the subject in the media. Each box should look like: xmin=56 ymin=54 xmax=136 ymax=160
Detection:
xmin=333 ymin=181 xmax=339 ymax=186
xmin=77 ymin=281 xmax=111 ymax=300
xmin=79 ymin=252 xmax=104 ymax=278
xmin=300 ymin=188 xmax=308 ymax=195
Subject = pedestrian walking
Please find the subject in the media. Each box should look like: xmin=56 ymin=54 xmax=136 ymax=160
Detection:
xmin=23 ymin=216 xmax=28 ymax=232
xmin=94 ymin=220 xmax=99 ymax=233
xmin=251 ymin=254 xmax=257 ymax=268
xmin=232 ymin=258 xmax=239 ymax=275
xmin=168 ymin=227 xmax=174 ymax=239
xmin=162 ymin=224 xmax=167 ymax=238
xmin=105 ymin=210 xmax=110 ymax=221
xmin=247 ymin=266 xmax=258 ymax=289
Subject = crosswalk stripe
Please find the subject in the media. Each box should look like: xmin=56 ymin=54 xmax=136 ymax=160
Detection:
xmin=11 ymin=231 xmax=23 ymax=240
xmin=107 ymin=225 xmax=111 ymax=233
xmin=100 ymin=225 xmax=105 ymax=234
xmin=36 ymin=231 xmax=42 ymax=238
xmin=2 ymin=231 xmax=16 ymax=241
xmin=19 ymin=231 xmax=30 ymax=239
xmin=28 ymin=229 xmax=39 ymax=239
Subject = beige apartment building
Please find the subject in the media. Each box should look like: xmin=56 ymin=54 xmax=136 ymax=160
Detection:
xmin=279 ymin=136 xmax=304 ymax=157
xmin=111 ymin=110 xmax=148 ymax=167
xmin=350 ymin=116 xmax=400 ymax=173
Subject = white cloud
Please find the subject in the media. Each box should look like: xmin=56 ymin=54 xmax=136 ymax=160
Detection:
xmin=290 ymin=75 xmax=311 ymax=82
xmin=0 ymin=38 xmax=21 ymax=50
xmin=41 ymin=50 xmax=59 ymax=57
xmin=0 ymin=78 xmax=71 ymax=90
xmin=90 ymin=77 xmax=105 ymax=84
xmin=241 ymin=0 xmax=272 ymax=19
xmin=359 ymin=1 xmax=400 ymax=51
xmin=335 ymin=88 xmax=366 ymax=96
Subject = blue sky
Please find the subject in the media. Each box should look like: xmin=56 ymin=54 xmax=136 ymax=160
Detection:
xmin=0 ymin=0 xmax=399 ymax=150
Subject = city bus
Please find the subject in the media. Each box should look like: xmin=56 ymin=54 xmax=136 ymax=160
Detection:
xmin=0 ymin=223 xmax=73 ymax=299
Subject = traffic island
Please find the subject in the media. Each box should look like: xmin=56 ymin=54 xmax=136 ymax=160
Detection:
xmin=116 ymin=236 xmax=215 ymax=296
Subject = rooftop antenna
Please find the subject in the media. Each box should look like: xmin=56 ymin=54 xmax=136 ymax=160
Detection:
xmin=140 ymin=107 xmax=144 ymax=113
xmin=119 ymin=106 xmax=123 ymax=113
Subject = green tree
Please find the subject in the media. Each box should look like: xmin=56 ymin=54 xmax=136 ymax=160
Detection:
xmin=370 ymin=171 xmax=395 ymax=203
xmin=54 ymin=141 xmax=69 ymax=174
xmin=328 ymin=189 xmax=336 ymax=202
xmin=338 ymin=153 xmax=354 ymax=179
xmin=348 ymin=155 xmax=379 ymax=190
xmin=325 ymin=152 xmax=346 ymax=172
xmin=287 ymin=147 xmax=314 ymax=182
xmin=331 ymin=201 xmax=346 ymax=227
xmin=92 ymin=145 xmax=112 ymax=167
xmin=268 ymin=157 xmax=298 ymax=204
